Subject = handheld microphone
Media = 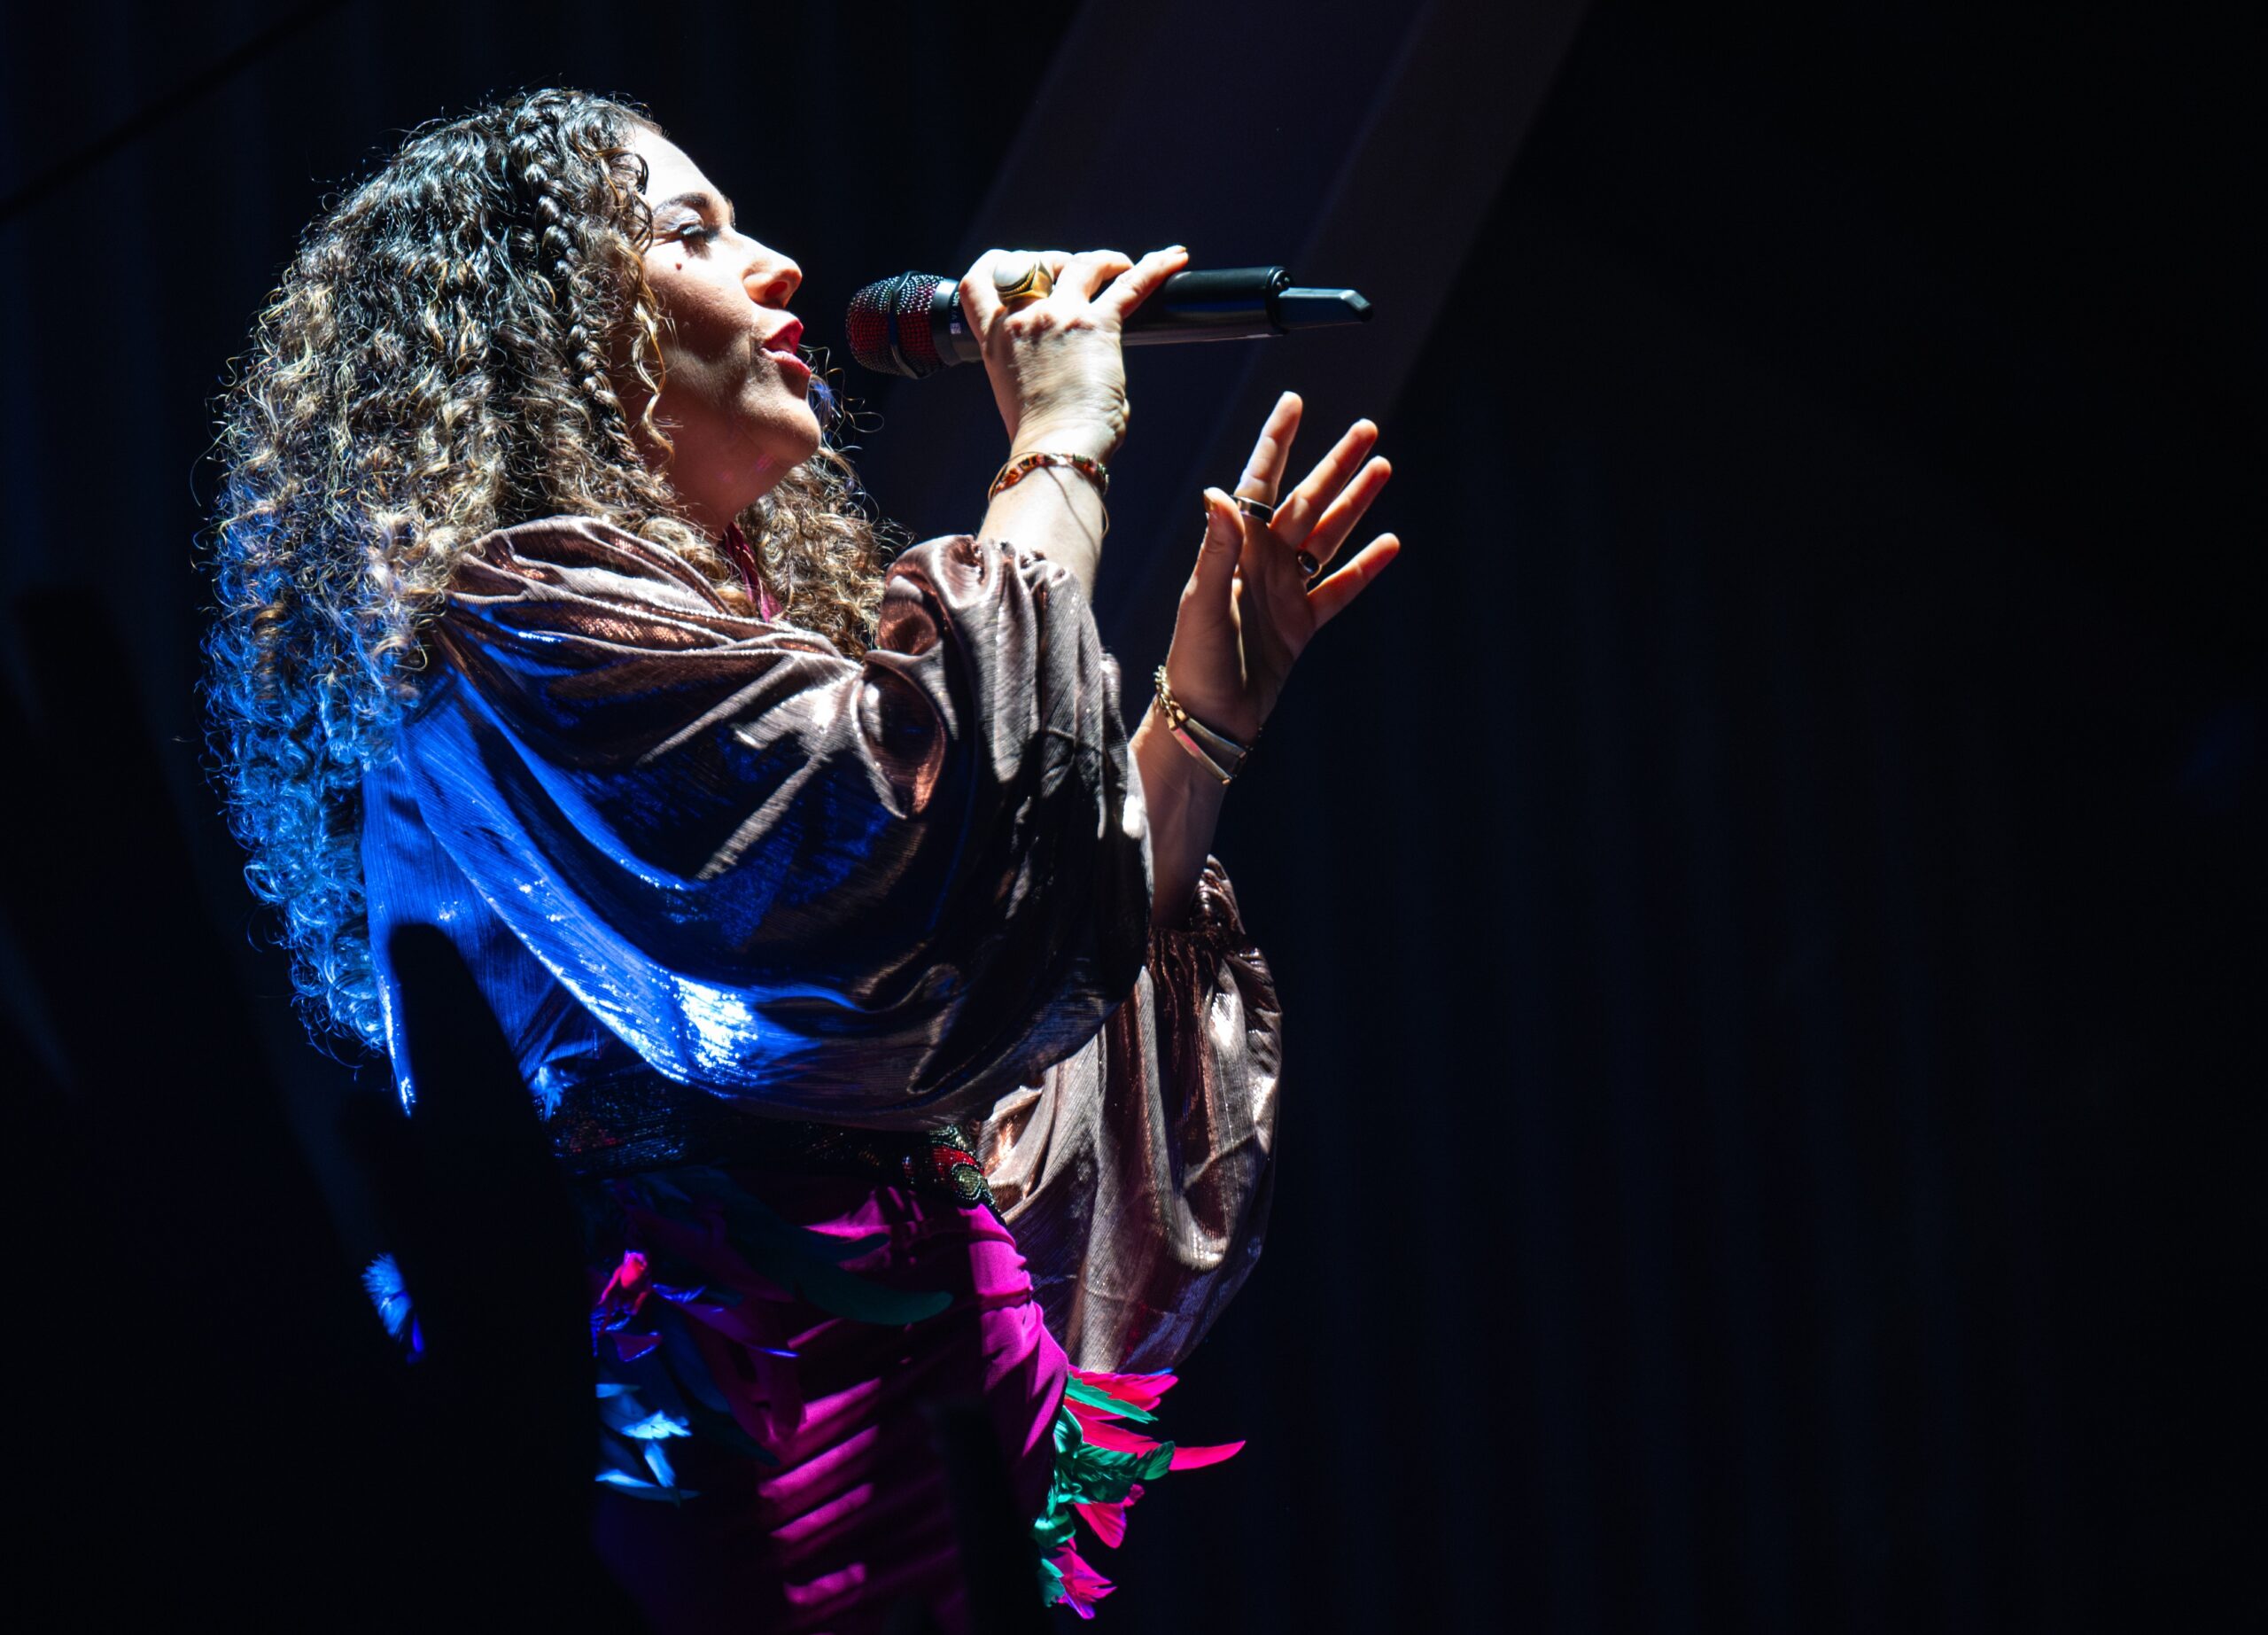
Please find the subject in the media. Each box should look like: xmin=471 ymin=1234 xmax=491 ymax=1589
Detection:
xmin=844 ymin=265 xmax=1372 ymax=379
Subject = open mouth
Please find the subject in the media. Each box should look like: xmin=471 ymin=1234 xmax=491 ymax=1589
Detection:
xmin=762 ymin=316 xmax=804 ymax=360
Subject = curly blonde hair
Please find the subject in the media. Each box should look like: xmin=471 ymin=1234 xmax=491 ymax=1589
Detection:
xmin=206 ymin=88 xmax=900 ymax=1047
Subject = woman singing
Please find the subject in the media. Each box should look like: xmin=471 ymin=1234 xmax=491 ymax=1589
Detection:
xmin=207 ymin=88 xmax=1397 ymax=1631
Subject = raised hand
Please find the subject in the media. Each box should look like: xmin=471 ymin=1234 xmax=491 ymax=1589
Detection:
xmin=1162 ymin=392 xmax=1401 ymax=744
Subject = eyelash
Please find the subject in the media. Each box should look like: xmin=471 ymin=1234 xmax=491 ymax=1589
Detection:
xmin=676 ymin=223 xmax=716 ymax=246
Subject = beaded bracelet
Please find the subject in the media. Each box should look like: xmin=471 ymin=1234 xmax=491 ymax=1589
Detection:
xmin=1153 ymin=666 xmax=1256 ymax=784
xmin=988 ymin=449 xmax=1111 ymax=503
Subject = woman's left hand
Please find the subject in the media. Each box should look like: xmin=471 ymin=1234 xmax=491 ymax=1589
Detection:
xmin=1161 ymin=392 xmax=1401 ymax=745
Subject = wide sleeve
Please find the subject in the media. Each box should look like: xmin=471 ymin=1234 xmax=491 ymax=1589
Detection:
xmin=396 ymin=515 xmax=1151 ymax=1125
xmin=977 ymin=857 xmax=1281 ymax=1372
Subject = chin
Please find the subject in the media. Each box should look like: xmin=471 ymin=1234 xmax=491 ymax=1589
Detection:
xmin=783 ymin=416 xmax=827 ymax=467
xmin=727 ymin=422 xmax=822 ymax=493
xmin=753 ymin=396 xmax=825 ymax=456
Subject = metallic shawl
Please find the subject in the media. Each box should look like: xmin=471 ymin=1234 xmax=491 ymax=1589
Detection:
xmin=361 ymin=516 xmax=1277 ymax=1369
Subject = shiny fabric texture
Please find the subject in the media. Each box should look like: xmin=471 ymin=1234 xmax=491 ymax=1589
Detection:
xmin=983 ymin=858 xmax=1282 ymax=1373
xmin=357 ymin=516 xmax=1282 ymax=1623
xmin=368 ymin=515 xmax=1149 ymax=1125
xmin=360 ymin=514 xmax=1280 ymax=1365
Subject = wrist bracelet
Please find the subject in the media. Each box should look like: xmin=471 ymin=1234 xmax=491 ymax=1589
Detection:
xmin=989 ymin=449 xmax=1111 ymax=503
xmin=1153 ymin=666 xmax=1256 ymax=784
xmin=989 ymin=451 xmax=1112 ymax=543
xmin=990 ymin=449 xmax=1109 ymax=499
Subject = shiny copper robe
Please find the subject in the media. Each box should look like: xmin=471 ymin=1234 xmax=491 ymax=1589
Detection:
xmin=362 ymin=516 xmax=1279 ymax=1373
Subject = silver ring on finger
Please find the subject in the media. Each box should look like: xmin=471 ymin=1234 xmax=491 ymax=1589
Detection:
xmin=1234 ymin=494 xmax=1277 ymax=525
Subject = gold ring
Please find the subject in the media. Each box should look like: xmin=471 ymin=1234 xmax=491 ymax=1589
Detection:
xmin=993 ymin=255 xmax=1054 ymax=307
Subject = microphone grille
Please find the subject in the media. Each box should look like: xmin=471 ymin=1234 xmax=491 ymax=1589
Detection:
xmin=846 ymin=273 xmax=951 ymax=378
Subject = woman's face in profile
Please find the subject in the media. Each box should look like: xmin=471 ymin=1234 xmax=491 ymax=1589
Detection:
xmin=624 ymin=123 xmax=819 ymax=533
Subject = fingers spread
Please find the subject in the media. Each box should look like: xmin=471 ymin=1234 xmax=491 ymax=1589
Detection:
xmin=1188 ymin=487 xmax=1245 ymax=615
xmin=1299 ymin=455 xmax=1392 ymax=570
xmin=1274 ymin=418 xmax=1380 ymax=542
xmin=1307 ymin=533 xmax=1400 ymax=632
xmin=1237 ymin=392 xmax=1304 ymax=502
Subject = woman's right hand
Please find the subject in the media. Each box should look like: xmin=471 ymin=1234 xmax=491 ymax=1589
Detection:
xmin=958 ymin=245 xmax=1190 ymax=463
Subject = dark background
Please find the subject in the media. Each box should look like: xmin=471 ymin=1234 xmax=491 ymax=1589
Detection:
xmin=1 ymin=1 xmax=2258 ymax=1629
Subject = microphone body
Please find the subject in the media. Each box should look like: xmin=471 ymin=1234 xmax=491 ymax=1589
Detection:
xmin=846 ymin=265 xmax=1371 ymax=378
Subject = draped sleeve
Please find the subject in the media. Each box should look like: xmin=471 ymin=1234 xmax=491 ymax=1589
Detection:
xmin=395 ymin=515 xmax=1151 ymax=1126
xmin=978 ymin=857 xmax=1281 ymax=1372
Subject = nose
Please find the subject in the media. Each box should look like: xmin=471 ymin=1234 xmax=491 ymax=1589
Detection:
xmin=745 ymin=244 xmax=801 ymax=308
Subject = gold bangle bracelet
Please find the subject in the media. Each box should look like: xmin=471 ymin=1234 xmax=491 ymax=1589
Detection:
xmin=1153 ymin=666 xmax=1254 ymax=783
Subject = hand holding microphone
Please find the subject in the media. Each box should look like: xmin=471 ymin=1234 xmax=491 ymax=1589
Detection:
xmin=953 ymin=245 xmax=1191 ymax=463
xmin=956 ymin=245 xmax=1186 ymax=599
xmin=939 ymin=244 xmax=1392 ymax=624
xmin=846 ymin=255 xmax=1373 ymax=386
xmin=849 ymin=246 xmax=1397 ymax=924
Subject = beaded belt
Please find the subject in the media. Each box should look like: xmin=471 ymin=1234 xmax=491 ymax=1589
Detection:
xmin=548 ymin=1073 xmax=994 ymax=1207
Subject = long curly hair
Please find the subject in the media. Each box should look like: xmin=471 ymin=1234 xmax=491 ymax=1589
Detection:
xmin=206 ymin=88 xmax=898 ymax=1047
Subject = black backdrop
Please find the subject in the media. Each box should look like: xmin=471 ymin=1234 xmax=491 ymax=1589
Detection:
xmin=1 ymin=3 xmax=2258 ymax=1630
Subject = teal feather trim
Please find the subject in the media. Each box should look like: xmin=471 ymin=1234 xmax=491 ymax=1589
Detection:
xmin=1031 ymin=1366 xmax=1243 ymax=1618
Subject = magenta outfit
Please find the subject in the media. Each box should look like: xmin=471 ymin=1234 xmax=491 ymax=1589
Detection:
xmin=361 ymin=518 xmax=1280 ymax=1630
xmin=586 ymin=1173 xmax=1067 ymax=1631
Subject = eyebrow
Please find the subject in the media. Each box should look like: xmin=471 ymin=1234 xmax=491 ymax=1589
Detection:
xmin=654 ymin=189 xmax=736 ymax=225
